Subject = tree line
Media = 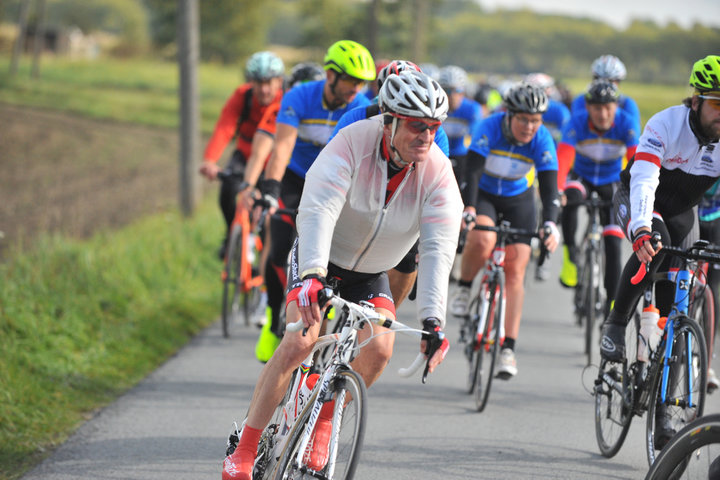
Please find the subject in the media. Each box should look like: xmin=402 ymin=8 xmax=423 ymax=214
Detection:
xmin=2 ymin=0 xmax=718 ymax=84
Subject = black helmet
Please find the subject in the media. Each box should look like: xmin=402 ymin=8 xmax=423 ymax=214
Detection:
xmin=288 ymin=62 xmax=324 ymax=89
xmin=503 ymin=82 xmax=548 ymax=114
xmin=585 ymin=79 xmax=619 ymax=104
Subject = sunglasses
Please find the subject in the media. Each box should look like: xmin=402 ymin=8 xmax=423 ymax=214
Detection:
xmin=392 ymin=113 xmax=442 ymax=134
xmin=698 ymin=95 xmax=720 ymax=111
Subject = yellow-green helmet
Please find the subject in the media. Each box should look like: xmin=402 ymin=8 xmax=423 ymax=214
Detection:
xmin=323 ymin=40 xmax=376 ymax=82
xmin=689 ymin=55 xmax=720 ymax=92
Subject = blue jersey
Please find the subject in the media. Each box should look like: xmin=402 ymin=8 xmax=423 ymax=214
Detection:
xmin=277 ymin=80 xmax=371 ymax=178
xmin=700 ymin=179 xmax=720 ymax=222
xmin=542 ymin=99 xmax=571 ymax=145
xmin=443 ymin=97 xmax=483 ymax=157
xmin=571 ymin=92 xmax=641 ymax=127
xmin=561 ymin=108 xmax=640 ymax=186
xmin=469 ymin=112 xmax=557 ymax=197
xmin=330 ymin=104 xmax=451 ymax=156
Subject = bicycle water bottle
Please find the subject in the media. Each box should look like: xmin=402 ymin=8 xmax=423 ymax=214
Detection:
xmin=638 ymin=305 xmax=659 ymax=362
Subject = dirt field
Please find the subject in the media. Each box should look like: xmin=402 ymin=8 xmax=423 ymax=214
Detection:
xmin=0 ymin=103 xmax=214 ymax=255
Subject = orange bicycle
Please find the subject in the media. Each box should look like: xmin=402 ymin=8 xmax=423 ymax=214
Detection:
xmin=217 ymin=171 xmax=267 ymax=338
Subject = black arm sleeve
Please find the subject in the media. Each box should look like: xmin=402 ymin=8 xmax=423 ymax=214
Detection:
xmin=462 ymin=150 xmax=486 ymax=207
xmin=537 ymin=169 xmax=560 ymax=223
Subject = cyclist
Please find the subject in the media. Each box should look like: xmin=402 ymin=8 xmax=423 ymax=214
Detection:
xmin=331 ymin=59 xmax=450 ymax=306
xmin=525 ymin=72 xmax=570 ymax=146
xmin=285 ymin=61 xmax=324 ymax=91
xmin=556 ymin=80 xmax=640 ymax=317
xmin=222 ymin=70 xmax=462 ymax=480
xmin=438 ymin=65 xmax=483 ymax=198
xmin=199 ymin=51 xmax=285 ymax=259
xmin=474 ymin=80 xmax=503 ymax=117
xmin=571 ymin=54 xmax=641 ymax=128
xmin=450 ymin=82 xmax=561 ymax=378
xmin=248 ymin=40 xmax=375 ymax=363
xmin=599 ymin=55 xmax=720 ymax=449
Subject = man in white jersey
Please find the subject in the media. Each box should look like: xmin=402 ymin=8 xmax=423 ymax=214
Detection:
xmin=600 ymin=55 xmax=720 ymax=450
xmin=222 ymin=70 xmax=463 ymax=480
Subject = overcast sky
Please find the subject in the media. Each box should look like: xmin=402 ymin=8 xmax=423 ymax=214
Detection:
xmin=478 ymin=0 xmax=720 ymax=30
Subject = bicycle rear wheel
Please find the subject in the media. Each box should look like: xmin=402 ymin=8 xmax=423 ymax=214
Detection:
xmin=594 ymin=315 xmax=638 ymax=457
xmin=646 ymin=316 xmax=707 ymax=466
xmin=222 ymin=225 xmax=243 ymax=338
xmin=474 ymin=279 xmax=502 ymax=412
xmin=274 ymin=369 xmax=367 ymax=480
xmin=644 ymin=413 xmax=720 ymax=480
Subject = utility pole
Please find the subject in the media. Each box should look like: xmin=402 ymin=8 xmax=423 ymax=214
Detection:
xmin=367 ymin=0 xmax=380 ymax=57
xmin=411 ymin=0 xmax=428 ymax=62
xmin=9 ymin=0 xmax=31 ymax=75
xmin=177 ymin=0 xmax=200 ymax=217
xmin=31 ymin=0 xmax=47 ymax=79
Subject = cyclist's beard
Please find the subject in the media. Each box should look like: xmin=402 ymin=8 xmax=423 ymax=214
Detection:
xmin=690 ymin=103 xmax=720 ymax=145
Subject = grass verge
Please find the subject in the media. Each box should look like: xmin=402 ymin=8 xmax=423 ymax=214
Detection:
xmin=0 ymin=196 xmax=223 ymax=480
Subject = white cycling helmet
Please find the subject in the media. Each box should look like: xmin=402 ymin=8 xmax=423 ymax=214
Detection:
xmin=524 ymin=72 xmax=555 ymax=90
xmin=438 ymin=65 xmax=468 ymax=93
xmin=378 ymin=70 xmax=449 ymax=121
xmin=376 ymin=60 xmax=421 ymax=90
xmin=591 ymin=55 xmax=627 ymax=81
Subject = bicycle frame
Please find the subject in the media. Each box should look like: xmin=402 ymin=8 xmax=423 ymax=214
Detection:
xmin=475 ymin=241 xmax=506 ymax=350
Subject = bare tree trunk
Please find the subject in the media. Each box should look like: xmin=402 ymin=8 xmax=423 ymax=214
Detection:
xmin=31 ymin=0 xmax=47 ymax=79
xmin=367 ymin=0 xmax=380 ymax=57
xmin=9 ymin=0 xmax=32 ymax=75
xmin=411 ymin=0 xmax=427 ymax=62
xmin=177 ymin=0 xmax=200 ymax=217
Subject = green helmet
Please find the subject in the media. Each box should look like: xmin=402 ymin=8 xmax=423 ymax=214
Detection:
xmin=323 ymin=40 xmax=376 ymax=82
xmin=689 ymin=55 xmax=720 ymax=92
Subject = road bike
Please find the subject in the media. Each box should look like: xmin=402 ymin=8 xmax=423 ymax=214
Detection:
xmin=217 ymin=170 xmax=294 ymax=338
xmin=459 ymin=219 xmax=548 ymax=412
xmin=226 ymin=288 xmax=435 ymax=479
xmin=570 ymin=191 xmax=613 ymax=366
xmin=645 ymin=413 xmax=720 ymax=480
xmin=594 ymin=239 xmax=720 ymax=464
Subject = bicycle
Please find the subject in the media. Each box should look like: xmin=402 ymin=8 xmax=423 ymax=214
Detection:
xmin=645 ymin=413 xmax=720 ymax=480
xmin=569 ymin=191 xmax=613 ymax=366
xmin=226 ymin=288 xmax=434 ymax=479
xmin=459 ymin=219 xmax=548 ymax=412
xmin=594 ymin=238 xmax=719 ymax=465
xmin=217 ymin=170 xmax=295 ymax=338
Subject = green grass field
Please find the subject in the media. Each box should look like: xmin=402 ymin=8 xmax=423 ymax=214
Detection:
xmin=0 ymin=54 xmax=692 ymax=131
xmin=0 ymin=197 xmax=223 ymax=480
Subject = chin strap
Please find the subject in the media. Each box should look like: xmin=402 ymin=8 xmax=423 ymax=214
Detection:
xmin=501 ymin=112 xmax=527 ymax=147
xmin=388 ymin=116 xmax=412 ymax=167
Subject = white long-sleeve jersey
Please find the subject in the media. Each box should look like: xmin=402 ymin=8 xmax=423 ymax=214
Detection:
xmin=625 ymin=105 xmax=720 ymax=235
xmin=296 ymin=116 xmax=463 ymax=325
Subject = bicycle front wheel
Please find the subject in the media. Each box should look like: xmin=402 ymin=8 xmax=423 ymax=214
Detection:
xmin=645 ymin=413 xmax=720 ymax=480
xmin=474 ymin=279 xmax=502 ymax=412
xmin=465 ymin=296 xmax=481 ymax=394
xmin=646 ymin=315 xmax=708 ymax=466
xmin=222 ymin=225 xmax=243 ymax=338
xmin=594 ymin=315 xmax=638 ymax=457
xmin=274 ymin=369 xmax=367 ymax=480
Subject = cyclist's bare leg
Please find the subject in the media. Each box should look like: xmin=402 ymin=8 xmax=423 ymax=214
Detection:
xmin=245 ymin=301 xmax=320 ymax=430
xmin=387 ymin=269 xmax=417 ymax=307
xmin=503 ymin=243 xmax=531 ymax=340
xmin=458 ymin=215 xmax=495 ymax=282
xmin=350 ymin=307 xmax=396 ymax=387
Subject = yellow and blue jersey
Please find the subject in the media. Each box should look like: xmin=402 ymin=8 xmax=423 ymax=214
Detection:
xmin=469 ymin=112 xmax=557 ymax=197
xmin=277 ymin=80 xmax=371 ymax=178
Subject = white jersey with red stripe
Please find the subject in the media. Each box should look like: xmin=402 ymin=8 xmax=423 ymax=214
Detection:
xmin=296 ymin=116 xmax=463 ymax=324
xmin=624 ymin=105 xmax=720 ymax=235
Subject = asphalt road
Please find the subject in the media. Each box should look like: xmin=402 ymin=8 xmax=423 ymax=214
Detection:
xmin=21 ymin=251 xmax=720 ymax=480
